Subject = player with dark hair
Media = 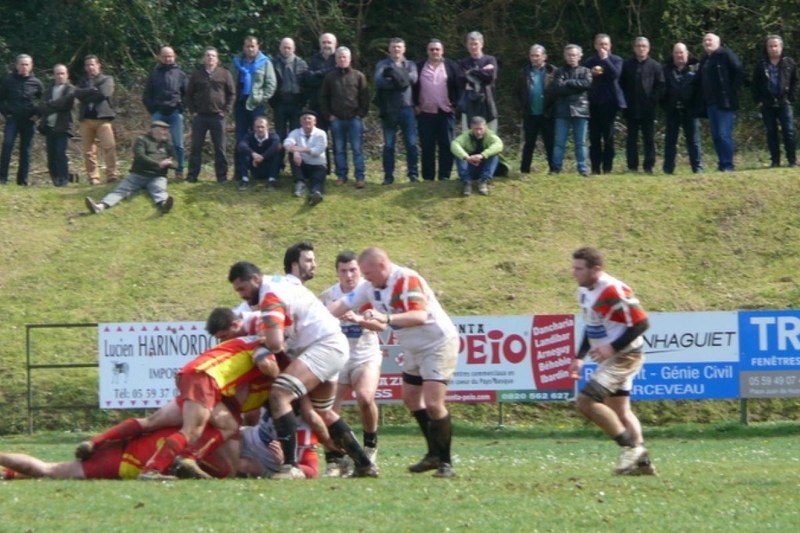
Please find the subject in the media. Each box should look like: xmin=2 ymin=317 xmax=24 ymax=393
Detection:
xmin=568 ymin=246 xmax=656 ymax=475
xmin=283 ymin=241 xmax=316 ymax=283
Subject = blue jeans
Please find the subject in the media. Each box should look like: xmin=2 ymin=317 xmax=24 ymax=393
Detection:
xmin=152 ymin=110 xmax=185 ymax=172
xmin=381 ymin=106 xmax=418 ymax=182
xmin=456 ymin=155 xmax=498 ymax=183
xmin=761 ymin=103 xmax=797 ymax=166
xmin=707 ymin=104 xmax=736 ymax=171
xmin=663 ymin=109 xmax=702 ymax=174
xmin=553 ymin=117 xmax=588 ymax=173
xmin=418 ymin=111 xmax=455 ymax=180
xmin=330 ymin=117 xmax=365 ymax=181
xmin=0 ymin=116 xmax=35 ymax=184
xmin=234 ymin=99 xmax=265 ymax=179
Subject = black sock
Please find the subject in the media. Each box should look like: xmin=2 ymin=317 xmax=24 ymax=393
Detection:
xmin=273 ymin=411 xmax=298 ymax=465
xmin=614 ymin=430 xmax=634 ymax=448
xmin=363 ymin=431 xmax=378 ymax=449
xmin=329 ymin=418 xmax=370 ymax=467
xmin=412 ymin=409 xmax=433 ymax=455
xmin=429 ymin=414 xmax=452 ymax=464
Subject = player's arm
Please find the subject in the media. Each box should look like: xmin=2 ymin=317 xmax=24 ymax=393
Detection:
xmin=569 ymin=332 xmax=590 ymax=379
xmin=252 ymin=347 xmax=279 ymax=378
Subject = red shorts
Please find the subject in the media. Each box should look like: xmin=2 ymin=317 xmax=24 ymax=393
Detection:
xmin=176 ymin=372 xmax=221 ymax=410
xmin=81 ymin=441 xmax=125 ymax=479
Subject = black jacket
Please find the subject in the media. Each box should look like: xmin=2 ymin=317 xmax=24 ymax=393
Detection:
xmin=513 ymin=63 xmax=556 ymax=118
xmin=699 ymin=47 xmax=743 ymax=110
xmin=142 ymin=63 xmax=188 ymax=115
xmin=620 ymin=57 xmax=665 ymax=119
xmin=37 ymin=83 xmax=75 ymax=135
xmin=661 ymin=59 xmax=702 ymax=116
xmin=751 ymin=56 xmax=798 ymax=107
xmin=553 ymin=65 xmax=592 ymax=119
xmin=0 ymin=72 xmax=44 ymax=120
xmin=75 ymin=73 xmax=116 ymax=120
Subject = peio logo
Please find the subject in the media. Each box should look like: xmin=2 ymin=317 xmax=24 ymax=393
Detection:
xmin=460 ymin=327 xmax=528 ymax=365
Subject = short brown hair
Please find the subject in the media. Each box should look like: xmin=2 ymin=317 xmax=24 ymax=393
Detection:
xmin=572 ymin=247 xmax=604 ymax=268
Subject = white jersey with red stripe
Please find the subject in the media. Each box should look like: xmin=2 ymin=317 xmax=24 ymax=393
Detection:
xmin=344 ymin=264 xmax=457 ymax=353
xmin=233 ymin=302 xmax=260 ymax=336
xmin=578 ymin=272 xmax=648 ymax=352
xmin=319 ymin=280 xmax=381 ymax=365
xmin=256 ymin=275 xmax=343 ymax=357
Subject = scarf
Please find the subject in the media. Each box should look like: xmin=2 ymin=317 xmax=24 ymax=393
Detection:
xmin=234 ymin=52 xmax=269 ymax=96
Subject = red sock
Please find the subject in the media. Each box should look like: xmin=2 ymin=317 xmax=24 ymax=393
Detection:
xmin=199 ymin=454 xmax=232 ymax=478
xmin=90 ymin=418 xmax=143 ymax=446
xmin=2 ymin=468 xmax=23 ymax=479
xmin=183 ymin=427 xmax=224 ymax=461
xmin=144 ymin=432 xmax=187 ymax=472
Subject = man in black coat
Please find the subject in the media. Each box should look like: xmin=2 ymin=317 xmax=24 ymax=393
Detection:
xmin=620 ymin=37 xmax=664 ymax=174
xmin=661 ymin=43 xmax=703 ymax=174
xmin=0 ymin=54 xmax=43 ymax=186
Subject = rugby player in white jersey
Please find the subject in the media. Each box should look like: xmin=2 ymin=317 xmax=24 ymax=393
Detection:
xmin=328 ymin=247 xmax=459 ymax=478
xmin=228 ymin=261 xmax=377 ymax=479
xmin=319 ymin=250 xmax=385 ymax=476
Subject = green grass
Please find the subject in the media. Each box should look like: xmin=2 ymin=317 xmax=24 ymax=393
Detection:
xmin=2 ymin=423 xmax=799 ymax=532
xmin=2 ymin=153 xmax=800 ymax=433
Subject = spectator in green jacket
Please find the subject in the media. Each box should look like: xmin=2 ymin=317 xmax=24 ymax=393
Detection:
xmin=450 ymin=115 xmax=503 ymax=196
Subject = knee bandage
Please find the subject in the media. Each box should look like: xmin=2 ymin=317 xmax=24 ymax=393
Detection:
xmin=273 ymin=374 xmax=307 ymax=399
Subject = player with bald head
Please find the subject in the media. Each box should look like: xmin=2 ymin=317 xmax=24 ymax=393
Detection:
xmin=328 ymin=247 xmax=459 ymax=478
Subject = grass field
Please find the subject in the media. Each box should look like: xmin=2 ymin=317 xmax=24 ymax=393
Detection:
xmin=1 ymin=422 xmax=799 ymax=532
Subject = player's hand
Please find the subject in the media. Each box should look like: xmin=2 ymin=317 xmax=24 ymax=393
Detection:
xmin=569 ymin=358 xmax=584 ymax=380
xmin=589 ymin=344 xmax=616 ymax=363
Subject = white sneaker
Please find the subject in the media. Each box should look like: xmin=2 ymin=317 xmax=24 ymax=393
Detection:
xmin=271 ymin=464 xmax=306 ymax=480
xmin=85 ymin=197 xmax=104 ymax=214
xmin=324 ymin=460 xmax=343 ymax=478
xmin=615 ymin=445 xmax=647 ymax=475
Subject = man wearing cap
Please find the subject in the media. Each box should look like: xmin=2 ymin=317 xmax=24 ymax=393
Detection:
xmin=283 ymin=109 xmax=327 ymax=206
xmin=85 ymin=121 xmax=176 ymax=214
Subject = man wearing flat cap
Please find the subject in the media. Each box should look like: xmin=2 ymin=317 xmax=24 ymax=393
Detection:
xmin=283 ymin=109 xmax=327 ymax=205
xmin=85 ymin=120 xmax=176 ymax=214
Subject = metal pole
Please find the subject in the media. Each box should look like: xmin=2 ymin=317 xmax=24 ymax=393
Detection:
xmin=739 ymin=398 xmax=748 ymax=425
xmin=497 ymin=402 xmax=504 ymax=427
xmin=26 ymin=325 xmax=33 ymax=434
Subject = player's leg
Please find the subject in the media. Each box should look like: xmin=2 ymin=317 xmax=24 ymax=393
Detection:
xmin=0 ymin=452 xmax=84 ymax=479
xmin=324 ymin=378 xmax=351 ymax=477
xmin=607 ymin=393 xmax=655 ymax=475
xmin=176 ymin=401 xmax=239 ymax=479
xmin=351 ymin=362 xmax=380 ymax=463
xmin=404 ymin=369 xmax=437 ymax=471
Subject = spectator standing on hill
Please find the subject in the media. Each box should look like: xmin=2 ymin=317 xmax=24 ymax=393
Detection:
xmin=620 ymin=37 xmax=664 ymax=174
xmin=320 ymin=46 xmax=369 ymax=188
xmin=661 ymin=43 xmax=703 ymax=174
xmin=451 ymin=115 xmax=503 ymax=196
xmin=186 ymin=47 xmax=235 ymax=183
xmin=751 ymin=34 xmax=798 ymax=168
xmin=552 ymin=45 xmax=592 ymax=176
xmin=459 ymin=31 xmax=498 ymax=131
xmin=413 ymin=39 xmax=460 ymax=181
xmin=74 ymin=55 xmax=117 ymax=185
xmin=283 ymin=109 xmax=327 ymax=205
xmin=270 ymin=37 xmax=308 ymax=178
xmin=232 ymin=36 xmax=276 ymax=185
xmin=514 ymin=44 xmax=556 ymax=174
xmin=303 ymin=33 xmax=338 ymax=173
xmin=319 ymin=250 xmax=384 ymax=476
xmin=374 ymin=37 xmax=419 ymax=185
xmin=328 ymin=247 xmax=459 ymax=479
xmin=142 ymin=46 xmax=188 ymax=180
xmin=568 ymin=246 xmax=656 ymax=476
xmin=37 ymin=63 xmax=75 ymax=187
xmin=236 ymin=115 xmax=281 ymax=190
xmin=585 ymin=34 xmax=626 ymax=175
xmin=84 ymin=121 xmax=176 ymax=215
xmin=0 ymin=54 xmax=43 ymax=186
xmin=698 ymin=33 xmax=743 ymax=172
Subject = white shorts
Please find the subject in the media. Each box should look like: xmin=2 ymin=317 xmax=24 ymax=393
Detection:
xmin=297 ymin=332 xmax=349 ymax=383
xmin=338 ymin=351 xmax=383 ymax=386
xmin=402 ymin=336 xmax=459 ymax=382
xmin=592 ymin=351 xmax=645 ymax=393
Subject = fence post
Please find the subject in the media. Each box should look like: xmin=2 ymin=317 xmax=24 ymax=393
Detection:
xmin=739 ymin=398 xmax=748 ymax=425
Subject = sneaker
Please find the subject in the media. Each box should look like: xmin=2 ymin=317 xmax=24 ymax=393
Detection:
xmin=267 ymin=178 xmax=277 ymax=190
xmin=636 ymin=461 xmax=658 ymax=476
xmin=579 ymin=170 xmax=589 ymax=177
xmin=615 ymin=445 xmax=647 ymax=475
xmin=355 ymin=180 xmax=366 ymax=189
xmin=173 ymin=457 xmax=212 ymax=480
xmin=293 ymin=181 xmax=306 ymax=197
xmin=272 ymin=464 xmax=306 ymax=480
xmin=85 ymin=197 xmax=104 ymax=214
xmin=89 ymin=177 xmax=101 ymax=185
xmin=462 ymin=182 xmax=472 ymax=196
xmin=478 ymin=181 xmax=489 ymax=195
xmin=408 ymin=454 xmax=440 ymax=473
xmin=137 ymin=470 xmax=177 ymax=481
xmin=308 ymin=190 xmax=324 ymax=206
xmin=75 ymin=441 xmax=94 ymax=460
xmin=351 ymin=463 xmax=379 ymax=478
xmin=174 ymin=171 xmax=184 ymax=181
xmin=339 ymin=456 xmax=355 ymax=477
xmin=238 ymin=180 xmax=250 ymax=191
xmin=432 ymin=462 xmax=455 ymax=478
xmin=382 ymin=178 xmax=394 ymax=185
xmin=335 ymin=179 xmax=346 ymax=186
xmin=159 ymin=196 xmax=174 ymax=214
xmin=323 ymin=459 xmax=343 ymax=478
